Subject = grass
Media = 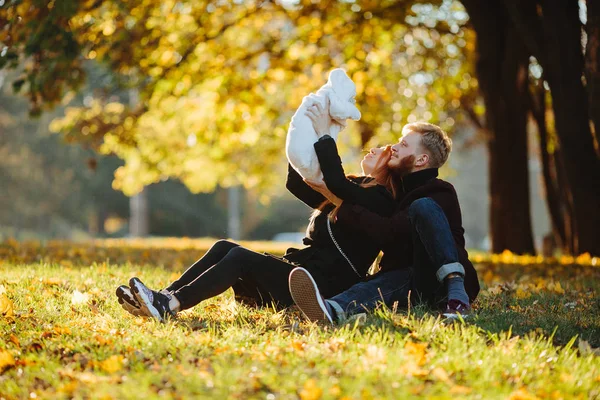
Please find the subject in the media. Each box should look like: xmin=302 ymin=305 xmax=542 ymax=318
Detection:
xmin=0 ymin=241 xmax=599 ymax=399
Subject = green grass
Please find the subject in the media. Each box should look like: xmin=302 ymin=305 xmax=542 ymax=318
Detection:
xmin=1 ymin=261 xmax=599 ymax=400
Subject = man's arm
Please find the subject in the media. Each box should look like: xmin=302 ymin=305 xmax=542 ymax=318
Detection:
xmin=286 ymin=163 xmax=327 ymax=209
xmin=335 ymin=189 xmax=457 ymax=249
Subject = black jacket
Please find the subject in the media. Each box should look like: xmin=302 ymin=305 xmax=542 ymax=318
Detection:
xmin=336 ymin=168 xmax=480 ymax=302
xmin=283 ymin=137 xmax=396 ymax=297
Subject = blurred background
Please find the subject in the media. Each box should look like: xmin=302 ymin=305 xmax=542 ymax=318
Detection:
xmin=0 ymin=0 xmax=598 ymax=256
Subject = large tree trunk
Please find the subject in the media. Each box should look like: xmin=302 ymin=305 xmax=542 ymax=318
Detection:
xmin=462 ymin=0 xmax=536 ymax=254
xmin=541 ymin=2 xmax=600 ymax=255
xmin=585 ymin=0 xmax=600 ymax=143
xmin=529 ymin=83 xmax=570 ymax=251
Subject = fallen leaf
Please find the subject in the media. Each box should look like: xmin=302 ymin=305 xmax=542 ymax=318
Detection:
xmin=449 ymin=385 xmax=472 ymax=394
xmin=42 ymin=277 xmax=63 ymax=286
xmin=516 ymin=288 xmax=531 ymax=299
xmin=0 ymin=350 xmax=15 ymax=373
xmin=404 ymin=341 xmax=428 ymax=366
xmin=431 ymin=367 xmax=450 ymax=383
xmin=292 ymin=339 xmax=306 ymax=352
xmin=99 ymin=355 xmax=124 ymax=374
xmin=508 ymin=388 xmax=540 ymax=400
xmin=329 ymin=385 xmax=342 ymax=396
xmin=0 ymin=293 xmax=14 ymax=317
xmin=9 ymin=334 xmax=19 ymax=348
xmin=71 ymin=290 xmax=90 ymax=305
xmin=398 ymin=361 xmax=428 ymax=378
xmin=300 ymin=379 xmax=323 ymax=400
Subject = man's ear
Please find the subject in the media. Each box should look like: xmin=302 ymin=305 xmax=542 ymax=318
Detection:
xmin=415 ymin=153 xmax=429 ymax=167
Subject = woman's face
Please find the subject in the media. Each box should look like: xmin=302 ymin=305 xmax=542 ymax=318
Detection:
xmin=361 ymin=146 xmax=388 ymax=175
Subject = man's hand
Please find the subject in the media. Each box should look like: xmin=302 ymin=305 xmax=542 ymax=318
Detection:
xmin=305 ymin=98 xmax=330 ymax=137
xmin=304 ymin=178 xmax=343 ymax=206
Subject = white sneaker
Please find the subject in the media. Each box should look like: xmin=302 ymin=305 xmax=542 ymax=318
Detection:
xmin=288 ymin=267 xmax=333 ymax=324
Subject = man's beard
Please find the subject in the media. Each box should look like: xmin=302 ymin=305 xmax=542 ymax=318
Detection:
xmin=389 ymin=154 xmax=416 ymax=178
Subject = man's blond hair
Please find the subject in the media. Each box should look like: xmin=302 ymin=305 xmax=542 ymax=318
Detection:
xmin=402 ymin=122 xmax=452 ymax=168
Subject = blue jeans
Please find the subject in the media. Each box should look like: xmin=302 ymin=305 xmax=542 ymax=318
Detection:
xmin=327 ymin=198 xmax=464 ymax=319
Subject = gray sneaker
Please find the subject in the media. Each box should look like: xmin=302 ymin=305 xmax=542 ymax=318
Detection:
xmin=129 ymin=277 xmax=176 ymax=323
xmin=116 ymin=285 xmax=146 ymax=317
xmin=288 ymin=267 xmax=333 ymax=324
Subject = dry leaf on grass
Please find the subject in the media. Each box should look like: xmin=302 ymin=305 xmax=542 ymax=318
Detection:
xmin=71 ymin=290 xmax=91 ymax=305
xmin=98 ymin=355 xmax=124 ymax=374
xmin=0 ymin=350 xmax=15 ymax=373
xmin=300 ymin=379 xmax=323 ymax=400
xmin=0 ymin=293 xmax=14 ymax=317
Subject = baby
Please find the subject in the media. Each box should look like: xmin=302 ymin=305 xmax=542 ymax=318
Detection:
xmin=286 ymin=68 xmax=361 ymax=182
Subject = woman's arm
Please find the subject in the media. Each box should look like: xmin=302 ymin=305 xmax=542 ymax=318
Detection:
xmin=285 ymin=163 xmax=327 ymax=209
xmin=314 ymin=135 xmax=394 ymax=216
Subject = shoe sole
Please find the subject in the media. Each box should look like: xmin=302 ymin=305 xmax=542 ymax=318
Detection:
xmin=129 ymin=277 xmax=165 ymax=323
xmin=116 ymin=286 xmax=146 ymax=317
xmin=289 ymin=267 xmax=332 ymax=324
xmin=442 ymin=312 xmax=470 ymax=321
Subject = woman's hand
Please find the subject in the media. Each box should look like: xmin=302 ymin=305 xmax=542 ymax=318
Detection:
xmin=305 ymin=99 xmax=330 ymax=137
xmin=304 ymin=178 xmax=343 ymax=206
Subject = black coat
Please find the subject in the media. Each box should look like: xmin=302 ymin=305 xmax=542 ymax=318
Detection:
xmin=336 ymin=168 xmax=480 ymax=302
xmin=283 ymin=137 xmax=396 ymax=297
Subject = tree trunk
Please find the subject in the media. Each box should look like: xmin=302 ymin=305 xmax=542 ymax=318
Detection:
xmin=129 ymin=189 xmax=149 ymax=237
xmin=227 ymin=185 xmax=242 ymax=240
xmin=462 ymin=0 xmax=536 ymax=254
xmin=541 ymin=1 xmax=600 ymax=255
xmin=585 ymin=0 xmax=600 ymax=144
xmin=529 ymin=83 xmax=569 ymax=251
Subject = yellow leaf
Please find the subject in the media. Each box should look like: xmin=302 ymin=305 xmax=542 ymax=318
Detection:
xmin=0 ymin=293 xmax=14 ymax=317
xmin=553 ymin=281 xmax=565 ymax=294
xmin=516 ymin=288 xmax=531 ymax=299
xmin=508 ymin=388 xmax=540 ymax=400
xmin=300 ymin=379 xmax=323 ymax=400
xmin=431 ymin=367 xmax=450 ymax=383
xmin=449 ymin=385 xmax=472 ymax=395
xmin=99 ymin=355 xmax=124 ymax=374
xmin=9 ymin=334 xmax=19 ymax=348
xmin=42 ymin=277 xmax=63 ymax=286
xmin=399 ymin=361 xmax=428 ymax=378
xmin=0 ymin=350 xmax=15 ymax=373
xmin=329 ymin=385 xmax=342 ymax=397
xmin=292 ymin=340 xmax=306 ymax=352
xmin=404 ymin=341 xmax=428 ymax=366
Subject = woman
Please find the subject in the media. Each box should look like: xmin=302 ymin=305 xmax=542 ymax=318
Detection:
xmin=117 ymin=104 xmax=397 ymax=322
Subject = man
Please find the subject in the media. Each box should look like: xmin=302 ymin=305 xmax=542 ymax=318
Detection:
xmin=290 ymin=117 xmax=480 ymax=323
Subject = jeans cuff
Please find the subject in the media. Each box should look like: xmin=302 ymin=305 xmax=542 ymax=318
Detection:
xmin=436 ymin=262 xmax=464 ymax=282
xmin=326 ymin=300 xmax=346 ymax=323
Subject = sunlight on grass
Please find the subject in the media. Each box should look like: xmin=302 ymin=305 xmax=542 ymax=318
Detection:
xmin=0 ymin=240 xmax=599 ymax=399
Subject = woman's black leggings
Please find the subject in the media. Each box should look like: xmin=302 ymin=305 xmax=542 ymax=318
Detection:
xmin=164 ymin=240 xmax=296 ymax=310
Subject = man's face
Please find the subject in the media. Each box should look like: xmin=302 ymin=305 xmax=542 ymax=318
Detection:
xmin=388 ymin=131 xmax=423 ymax=170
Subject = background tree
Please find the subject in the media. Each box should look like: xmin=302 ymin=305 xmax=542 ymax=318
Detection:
xmin=4 ymin=0 xmax=597 ymax=254
xmin=462 ymin=0 xmax=600 ymax=255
